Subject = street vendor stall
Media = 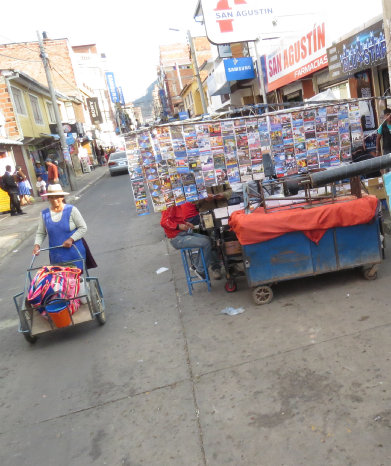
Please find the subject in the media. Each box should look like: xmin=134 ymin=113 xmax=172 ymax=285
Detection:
xmin=229 ymin=195 xmax=382 ymax=304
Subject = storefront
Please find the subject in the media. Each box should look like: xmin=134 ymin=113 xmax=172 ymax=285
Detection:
xmin=326 ymin=16 xmax=388 ymax=150
xmin=264 ymin=22 xmax=329 ymax=102
xmin=0 ymin=140 xmax=23 ymax=213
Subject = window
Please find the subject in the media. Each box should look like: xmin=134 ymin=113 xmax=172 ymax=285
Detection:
xmin=29 ymin=94 xmax=44 ymax=125
xmin=65 ymin=102 xmax=76 ymax=121
xmin=46 ymin=102 xmax=55 ymax=123
xmin=11 ymin=87 xmax=27 ymax=115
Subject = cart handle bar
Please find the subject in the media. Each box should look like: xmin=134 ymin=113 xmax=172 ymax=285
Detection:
xmin=30 ymin=244 xmax=84 ymax=269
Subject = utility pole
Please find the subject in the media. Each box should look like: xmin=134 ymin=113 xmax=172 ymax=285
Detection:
xmin=254 ymin=38 xmax=268 ymax=106
xmin=36 ymin=31 xmax=77 ymax=191
xmin=187 ymin=30 xmax=208 ymax=114
xmin=383 ymin=0 xmax=391 ymax=95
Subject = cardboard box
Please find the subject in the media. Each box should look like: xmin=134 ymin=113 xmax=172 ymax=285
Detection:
xmin=366 ymin=177 xmax=387 ymax=200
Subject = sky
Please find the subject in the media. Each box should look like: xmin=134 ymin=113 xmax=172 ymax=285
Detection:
xmin=2 ymin=0 xmax=384 ymax=102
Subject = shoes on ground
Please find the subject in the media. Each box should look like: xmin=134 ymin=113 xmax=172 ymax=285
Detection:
xmin=211 ymin=269 xmax=222 ymax=280
xmin=18 ymin=212 xmax=27 ymax=215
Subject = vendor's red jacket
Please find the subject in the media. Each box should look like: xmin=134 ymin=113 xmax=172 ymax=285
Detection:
xmin=160 ymin=202 xmax=198 ymax=238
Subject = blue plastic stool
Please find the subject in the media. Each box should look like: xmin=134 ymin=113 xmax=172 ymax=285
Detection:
xmin=180 ymin=247 xmax=211 ymax=295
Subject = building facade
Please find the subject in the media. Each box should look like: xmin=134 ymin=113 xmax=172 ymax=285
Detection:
xmin=0 ymin=69 xmax=75 ymax=194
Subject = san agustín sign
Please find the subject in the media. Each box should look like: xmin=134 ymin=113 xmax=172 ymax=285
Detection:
xmin=266 ymin=23 xmax=328 ymax=92
xmin=201 ymin=0 xmax=276 ymax=44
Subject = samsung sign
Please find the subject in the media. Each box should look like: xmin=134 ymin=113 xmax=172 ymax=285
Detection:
xmin=105 ymin=72 xmax=119 ymax=103
xmin=224 ymin=57 xmax=255 ymax=81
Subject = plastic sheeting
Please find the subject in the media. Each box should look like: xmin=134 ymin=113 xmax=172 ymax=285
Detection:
xmin=229 ymin=196 xmax=379 ymax=245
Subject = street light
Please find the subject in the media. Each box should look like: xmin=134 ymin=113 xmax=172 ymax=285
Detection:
xmin=168 ymin=28 xmax=208 ymax=115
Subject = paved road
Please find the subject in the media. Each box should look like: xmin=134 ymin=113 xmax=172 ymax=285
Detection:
xmin=0 ymin=173 xmax=391 ymax=465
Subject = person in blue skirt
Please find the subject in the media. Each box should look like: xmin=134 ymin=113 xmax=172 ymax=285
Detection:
xmin=32 ymin=184 xmax=87 ymax=270
xmin=15 ymin=166 xmax=32 ymax=205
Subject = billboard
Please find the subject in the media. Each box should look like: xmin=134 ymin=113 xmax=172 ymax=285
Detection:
xmin=224 ymin=57 xmax=255 ymax=81
xmin=105 ymin=72 xmax=119 ymax=103
xmin=265 ymin=23 xmax=328 ymax=92
xmin=327 ymin=20 xmax=386 ymax=81
xmin=117 ymin=86 xmax=126 ymax=106
xmin=86 ymin=97 xmax=103 ymax=124
xmin=201 ymin=0 xmax=278 ymax=44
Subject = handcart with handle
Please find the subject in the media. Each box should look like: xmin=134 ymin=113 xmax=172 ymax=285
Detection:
xmin=13 ymin=245 xmax=105 ymax=344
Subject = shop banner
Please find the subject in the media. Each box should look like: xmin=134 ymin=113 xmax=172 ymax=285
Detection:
xmin=105 ymin=72 xmax=119 ymax=104
xmin=201 ymin=0 xmax=279 ymax=44
xmin=327 ymin=20 xmax=386 ymax=80
xmin=266 ymin=23 xmax=328 ymax=92
xmin=224 ymin=57 xmax=255 ymax=81
xmin=86 ymin=97 xmax=103 ymax=124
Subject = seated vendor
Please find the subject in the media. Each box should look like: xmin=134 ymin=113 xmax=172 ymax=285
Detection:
xmin=160 ymin=202 xmax=222 ymax=280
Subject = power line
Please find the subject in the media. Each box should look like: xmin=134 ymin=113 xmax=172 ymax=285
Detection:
xmin=0 ymin=51 xmax=41 ymax=62
xmin=50 ymin=64 xmax=81 ymax=94
xmin=0 ymin=33 xmax=41 ymax=55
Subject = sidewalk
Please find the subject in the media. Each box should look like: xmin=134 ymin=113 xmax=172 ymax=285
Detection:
xmin=0 ymin=166 xmax=107 ymax=260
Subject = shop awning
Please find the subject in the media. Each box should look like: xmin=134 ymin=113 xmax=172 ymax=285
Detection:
xmin=40 ymin=133 xmax=60 ymax=139
xmin=0 ymin=137 xmax=23 ymax=145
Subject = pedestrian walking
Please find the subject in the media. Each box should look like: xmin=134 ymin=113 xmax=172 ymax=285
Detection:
xmin=45 ymin=158 xmax=59 ymax=185
xmin=376 ymin=108 xmax=391 ymax=156
xmin=15 ymin=166 xmax=32 ymax=205
xmin=2 ymin=165 xmax=26 ymax=216
xmin=32 ymin=184 xmax=97 ymax=270
xmin=54 ymin=161 xmax=67 ymax=187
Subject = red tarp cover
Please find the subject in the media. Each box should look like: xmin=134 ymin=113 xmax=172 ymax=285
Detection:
xmin=229 ymin=196 xmax=379 ymax=246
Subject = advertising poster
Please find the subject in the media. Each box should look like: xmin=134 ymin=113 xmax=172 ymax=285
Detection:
xmin=128 ymin=101 xmax=365 ymax=213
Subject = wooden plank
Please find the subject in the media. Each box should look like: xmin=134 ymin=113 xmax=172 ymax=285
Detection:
xmin=31 ymin=304 xmax=93 ymax=336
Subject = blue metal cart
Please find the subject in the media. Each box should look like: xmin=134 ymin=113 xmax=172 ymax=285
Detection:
xmin=242 ymin=217 xmax=383 ymax=304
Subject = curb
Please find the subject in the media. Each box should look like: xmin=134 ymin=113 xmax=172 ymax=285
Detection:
xmin=0 ymin=170 xmax=107 ymax=261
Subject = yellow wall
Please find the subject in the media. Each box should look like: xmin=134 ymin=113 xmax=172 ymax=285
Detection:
xmin=0 ymin=188 xmax=10 ymax=212
xmin=182 ymin=80 xmax=208 ymax=117
xmin=11 ymin=84 xmax=52 ymax=138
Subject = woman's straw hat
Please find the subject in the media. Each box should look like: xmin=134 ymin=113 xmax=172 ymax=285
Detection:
xmin=46 ymin=184 xmax=69 ymax=196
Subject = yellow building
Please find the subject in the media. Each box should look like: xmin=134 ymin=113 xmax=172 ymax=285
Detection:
xmin=180 ymin=71 xmax=209 ymax=118
xmin=0 ymin=70 xmax=75 ymax=196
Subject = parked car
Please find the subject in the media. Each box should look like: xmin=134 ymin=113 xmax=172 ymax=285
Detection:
xmin=108 ymin=151 xmax=129 ymax=176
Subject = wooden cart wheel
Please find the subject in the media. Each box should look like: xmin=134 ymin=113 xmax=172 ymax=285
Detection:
xmin=252 ymin=285 xmax=273 ymax=305
xmin=90 ymin=281 xmax=106 ymax=325
xmin=362 ymin=267 xmax=378 ymax=281
xmin=224 ymin=279 xmax=237 ymax=293
xmin=23 ymin=333 xmax=37 ymax=344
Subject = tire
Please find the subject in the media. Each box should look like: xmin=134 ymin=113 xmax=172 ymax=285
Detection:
xmin=110 ymin=172 xmax=114 ymax=177
xmin=90 ymin=281 xmax=106 ymax=325
xmin=23 ymin=333 xmax=37 ymax=344
xmin=225 ymin=280 xmax=237 ymax=293
xmin=252 ymin=285 xmax=273 ymax=305
xmin=362 ymin=267 xmax=378 ymax=281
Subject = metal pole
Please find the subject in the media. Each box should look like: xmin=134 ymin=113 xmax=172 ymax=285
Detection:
xmin=175 ymin=61 xmax=183 ymax=90
xmin=382 ymin=0 xmax=391 ymax=92
xmin=254 ymin=38 xmax=268 ymax=105
xmin=187 ymin=30 xmax=208 ymax=114
xmin=36 ymin=31 xmax=77 ymax=190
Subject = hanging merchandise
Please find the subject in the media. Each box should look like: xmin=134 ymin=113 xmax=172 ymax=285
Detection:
xmin=124 ymin=99 xmax=372 ymax=215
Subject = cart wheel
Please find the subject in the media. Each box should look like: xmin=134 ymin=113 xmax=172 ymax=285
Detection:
xmin=225 ymin=279 xmax=237 ymax=293
xmin=23 ymin=333 xmax=37 ymax=344
xmin=252 ymin=285 xmax=273 ymax=305
xmin=362 ymin=267 xmax=378 ymax=281
xmin=90 ymin=281 xmax=106 ymax=325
